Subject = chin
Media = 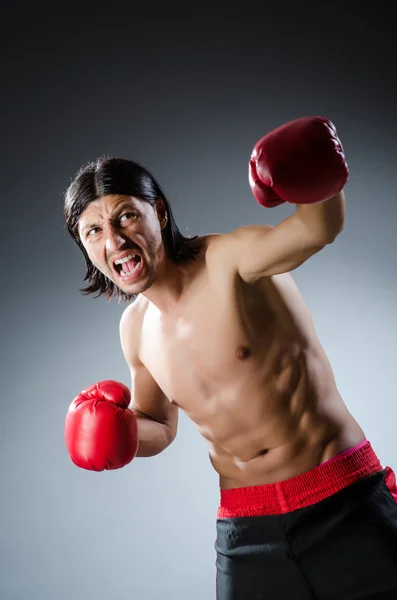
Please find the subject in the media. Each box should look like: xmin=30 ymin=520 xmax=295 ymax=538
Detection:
xmin=122 ymin=283 xmax=148 ymax=296
xmin=137 ymin=274 xmax=156 ymax=294
xmin=121 ymin=272 xmax=156 ymax=296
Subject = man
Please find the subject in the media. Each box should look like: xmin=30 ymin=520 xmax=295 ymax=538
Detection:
xmin=64 ymin=117 xmax=397 ymax=599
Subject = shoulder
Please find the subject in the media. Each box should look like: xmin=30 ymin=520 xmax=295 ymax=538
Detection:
xmin=204 ymin=225 xmax=273 ymax=262
xmin=119 ymin=296 xmax=148 ymax=361
xmin=187 ymin=233 xmax=224 ymax=266
xmin=119 ymin=295 xmax=148 ymax=329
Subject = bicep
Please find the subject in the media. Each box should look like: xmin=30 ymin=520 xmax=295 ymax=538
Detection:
xmin=220 ymin=217 xmax=326 ymax=282
xmin=129 ymin=362 xmax=178 ymax=436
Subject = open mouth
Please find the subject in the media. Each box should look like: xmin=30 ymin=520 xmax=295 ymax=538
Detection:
xmin=113 ymin=253 xmax=143 ymax=279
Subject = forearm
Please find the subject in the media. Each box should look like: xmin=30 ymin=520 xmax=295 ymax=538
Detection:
xmin=294 ymin=190 xmax=346 ymax=243
xmin=133 ymin=413 xmax=174 ymax=457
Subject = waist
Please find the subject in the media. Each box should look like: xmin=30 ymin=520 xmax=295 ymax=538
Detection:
xmin=217 ymin=440 xmax=383 ymax=518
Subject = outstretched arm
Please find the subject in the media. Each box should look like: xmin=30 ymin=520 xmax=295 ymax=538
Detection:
xmin=213 ymin=190 xmax=345 ymax=282
xmin=209 ymin=116 xmax=348 ymax=283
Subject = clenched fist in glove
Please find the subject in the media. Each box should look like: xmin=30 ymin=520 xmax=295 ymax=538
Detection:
xmin=65 ymin=380 xmax=138 ymax=471
xmin=249 ymin=116 xmax=348 ymax=207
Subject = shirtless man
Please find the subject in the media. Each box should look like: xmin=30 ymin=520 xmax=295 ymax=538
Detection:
xmin=64 ymin=117 xmax=397 ymax=599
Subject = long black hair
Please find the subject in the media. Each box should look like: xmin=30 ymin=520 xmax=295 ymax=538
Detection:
xmin=64 ymin=156 xmax=199 ymax=302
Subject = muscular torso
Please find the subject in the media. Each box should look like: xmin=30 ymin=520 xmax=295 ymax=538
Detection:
xmin=134 ymin=236 xmax=365 ymax=488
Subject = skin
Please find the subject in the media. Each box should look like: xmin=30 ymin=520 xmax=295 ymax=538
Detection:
xmin=78 ymin=192 xmax=365 ymax=489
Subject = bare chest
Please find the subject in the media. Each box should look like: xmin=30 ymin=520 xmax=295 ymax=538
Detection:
xmin=139 ymin=274 xmax=268 ymax=410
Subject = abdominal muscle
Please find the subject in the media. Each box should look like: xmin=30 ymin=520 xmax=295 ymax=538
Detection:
xmin=183 ymin=331 xmax=364 ymax=490
xmin=139 ymin=258 xmax=366 ymax=490
xmin=191 ymin=342 xmax=365 ymax=489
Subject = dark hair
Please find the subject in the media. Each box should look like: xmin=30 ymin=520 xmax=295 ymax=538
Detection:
xmin=64 ymin=156 xmax=199 ymax=302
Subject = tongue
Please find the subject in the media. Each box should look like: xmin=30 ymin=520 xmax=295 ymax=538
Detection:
xmin=121 ymin=258 xmax=139 ymax=274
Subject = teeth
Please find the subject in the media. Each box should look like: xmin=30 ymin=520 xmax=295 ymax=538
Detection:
xmin=120 ymin=262 xmax=142 ymax=276
xmin=115 ymin=253 xmax=139 ymax=265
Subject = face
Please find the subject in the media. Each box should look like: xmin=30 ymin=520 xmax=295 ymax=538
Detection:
xmin=78 ymin=194 xmax=167 ymax=295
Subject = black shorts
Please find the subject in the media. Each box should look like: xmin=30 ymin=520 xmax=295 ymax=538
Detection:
xmin=215 ymin=441 xmax=397 ymax=599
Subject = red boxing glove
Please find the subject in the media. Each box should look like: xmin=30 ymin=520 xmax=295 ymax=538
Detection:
xmin=65 ymin=380 xmax=138 ymax=471
xmin=249 ymin=116 xmax=348 ymax=207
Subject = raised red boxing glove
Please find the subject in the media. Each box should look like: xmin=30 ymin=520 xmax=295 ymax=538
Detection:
xmin=64 ymin=380 xmax=138 ymax=471
xmin=249 ymin=116 xmax=348 ymax=207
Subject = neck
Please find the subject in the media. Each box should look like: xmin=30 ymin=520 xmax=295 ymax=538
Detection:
xmin=141 ymin=254 xmax=188 ymax=315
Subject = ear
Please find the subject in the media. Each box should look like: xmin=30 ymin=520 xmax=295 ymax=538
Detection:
xmin=155 ymin=197 xmax=168 ymax=229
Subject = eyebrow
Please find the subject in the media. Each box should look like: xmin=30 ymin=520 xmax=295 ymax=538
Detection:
xmin=113 ymin=199 xmax=138 ymax=216
xmin=81 ymin=222 xmax=98 ymax=234
xmin=81 ymin=200 xmax=139 ymax=233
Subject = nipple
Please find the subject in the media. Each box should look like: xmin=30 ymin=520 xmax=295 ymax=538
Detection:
xmin=236 ymin=346 xmax=251 ymax=360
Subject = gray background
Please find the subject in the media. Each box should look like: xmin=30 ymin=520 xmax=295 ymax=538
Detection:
xmin=1 ymin=3 xmax=396 ymax=599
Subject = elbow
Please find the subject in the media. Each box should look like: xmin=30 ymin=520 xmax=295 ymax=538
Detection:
xmin=165 ymin=426 xmax=177 ymax=447
xmin=326 ymin=222 xmax=344 ymax=244
xmin=316 ymin=222 xmax=345 ymax=245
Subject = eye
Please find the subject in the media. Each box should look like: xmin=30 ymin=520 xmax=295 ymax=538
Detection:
xmin=87 ymin=227 xmax=100 ymax=237
xmin=120 ymin=212 xmax=138 ymax=223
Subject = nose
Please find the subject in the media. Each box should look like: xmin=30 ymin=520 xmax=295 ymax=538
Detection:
xmin=105 ymin=225 xmax=126 ymax=252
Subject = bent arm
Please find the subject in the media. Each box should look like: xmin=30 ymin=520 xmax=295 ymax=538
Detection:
xmin=129 ymin=362 xmax=178 ymax=457
xmin=120 ymin=303 xmax=178 ymax=458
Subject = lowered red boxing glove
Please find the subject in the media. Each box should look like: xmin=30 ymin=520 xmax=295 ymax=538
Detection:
xmin=65 ymin=380 xmax=138 ymax=471
xmin=249 ymin=116 xmax=348 ymax=207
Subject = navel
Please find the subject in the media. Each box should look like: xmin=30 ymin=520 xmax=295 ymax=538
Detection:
xmin=258 ymin=448 xmax=269 ymax=456
xmin=236 ymin=346 xmax=251 ymax=360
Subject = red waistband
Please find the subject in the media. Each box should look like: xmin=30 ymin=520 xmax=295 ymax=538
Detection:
xmin=217 ymin=441 xmax=382 ymax=519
